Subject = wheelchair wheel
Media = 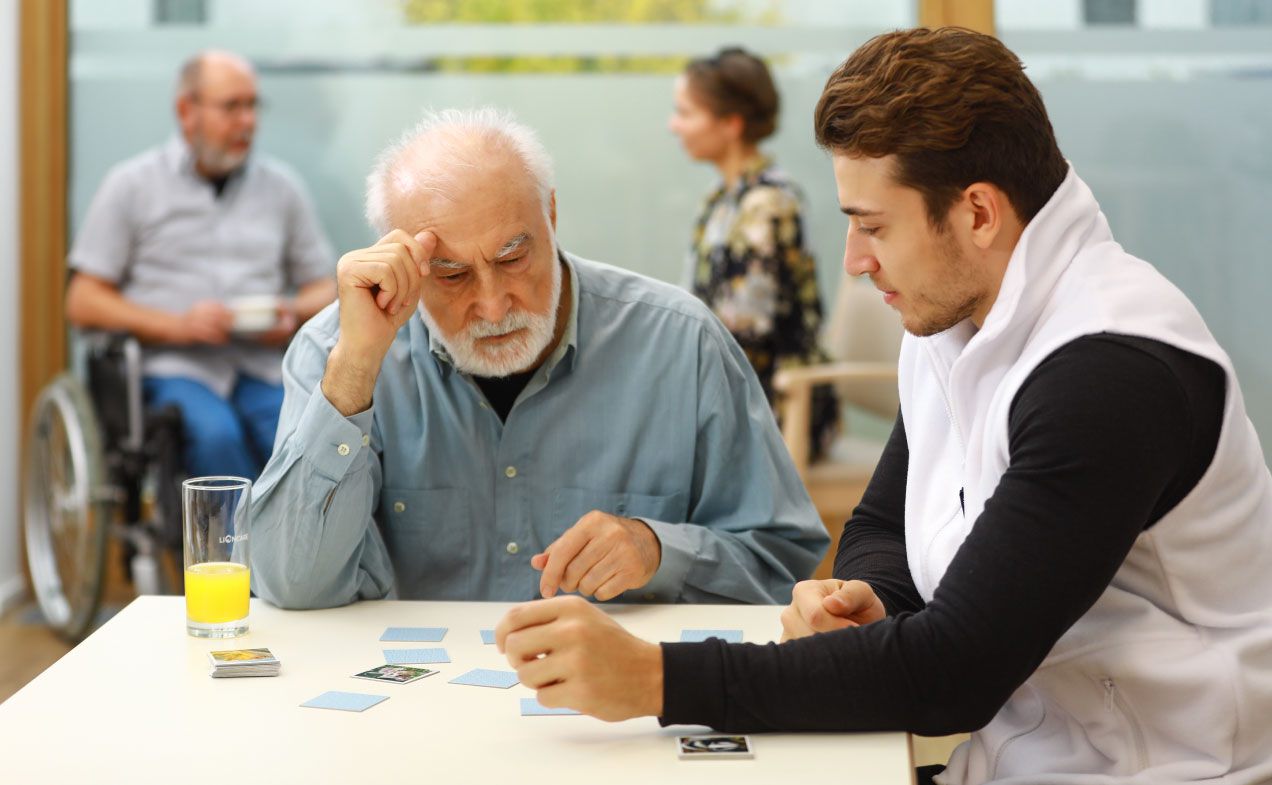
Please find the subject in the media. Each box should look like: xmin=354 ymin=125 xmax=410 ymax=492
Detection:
xmin=24 ymin=373 xmax=114 ymax=641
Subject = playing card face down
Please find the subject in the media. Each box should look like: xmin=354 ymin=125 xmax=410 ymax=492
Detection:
xmin=300 ymin=691 xmax=388 ymax=712
xmin=520 ymin=698 xmax=581 ymax=716
xmin=677 ymin=735 xmax=754 ymax=759
xmin=380 ymin=627 xmax=447 ymax=642
xmin=383 ymin=648 xmax=450 ymax=665
xmin=448 ymin=668 xmax=519 ymax=689
xmin=679 ymin=629 xmax=744 ymax=643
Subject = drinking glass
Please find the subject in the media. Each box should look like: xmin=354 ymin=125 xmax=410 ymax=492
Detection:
xmin=183 ymin=476 xmax=252 ymax=638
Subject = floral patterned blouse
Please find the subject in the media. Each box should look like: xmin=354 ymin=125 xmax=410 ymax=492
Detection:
xmin=688 ymin=156 xmax=839 ymax=457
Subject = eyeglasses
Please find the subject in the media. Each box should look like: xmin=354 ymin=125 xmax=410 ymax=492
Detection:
xmin=192 ymin=96 xmax=265 ymax=117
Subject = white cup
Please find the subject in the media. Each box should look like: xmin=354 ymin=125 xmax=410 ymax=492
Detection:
xmin=228 ymin=295 xmax=281 ymax=333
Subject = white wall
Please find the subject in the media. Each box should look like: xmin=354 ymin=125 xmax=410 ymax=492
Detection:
xmin=0 ymin=0 xmax=25 ymax=615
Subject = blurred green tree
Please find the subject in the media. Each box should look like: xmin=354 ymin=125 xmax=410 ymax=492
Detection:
xmin=399 ymin=0 xmax=780 ymax=73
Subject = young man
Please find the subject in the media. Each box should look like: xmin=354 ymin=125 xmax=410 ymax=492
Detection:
xmin=494 ymin=28 xmax=1272 ymax=785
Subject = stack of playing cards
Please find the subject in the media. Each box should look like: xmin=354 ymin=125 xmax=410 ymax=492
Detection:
xmin=208 ymin=647 xmax=280 ymax=678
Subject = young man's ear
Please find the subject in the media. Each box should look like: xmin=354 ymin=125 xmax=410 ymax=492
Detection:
xmin=962 ymin=182 xmax=1007 ymax=251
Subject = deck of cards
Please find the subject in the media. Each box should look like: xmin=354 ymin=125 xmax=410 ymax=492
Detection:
xmin=208 ymin=648 xmax=280 ymax=678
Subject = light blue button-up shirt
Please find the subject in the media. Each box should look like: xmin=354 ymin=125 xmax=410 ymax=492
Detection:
xmin=250 ymin=253 xmax=827 ymax=609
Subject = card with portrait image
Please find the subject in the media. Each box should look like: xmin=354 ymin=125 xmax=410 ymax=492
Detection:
xmin=352 ymin=664 xmax=437 ymax=684
xmin=676 ymin=734 xmax=754 ymax=760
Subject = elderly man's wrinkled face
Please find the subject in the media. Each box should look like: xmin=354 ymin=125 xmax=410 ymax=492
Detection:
xmin=394 ymin=154 xmax=563 ymax=378
xmin=179 ymin=56 xmax=258 ymax=177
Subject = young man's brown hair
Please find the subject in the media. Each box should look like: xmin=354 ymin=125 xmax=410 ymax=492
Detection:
xmin=814 ymin=27 xmax=1068 ymax=227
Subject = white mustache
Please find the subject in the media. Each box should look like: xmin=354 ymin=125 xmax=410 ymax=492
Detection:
xmin=467 ymin=310 xmax=533 ymax=339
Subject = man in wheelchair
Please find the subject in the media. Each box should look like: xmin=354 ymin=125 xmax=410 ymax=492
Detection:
xmin=63 ymin=49 xmax=336 ymax=481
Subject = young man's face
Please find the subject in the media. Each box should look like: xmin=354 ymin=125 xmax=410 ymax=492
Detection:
xmin=832 ymin=154 xmax=987 ymax=336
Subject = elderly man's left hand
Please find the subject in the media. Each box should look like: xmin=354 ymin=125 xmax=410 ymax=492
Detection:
xmin=496 ymin=596 xmax=663 ymax=722
xmin=531 ymin=512 xmax=662 ymax=601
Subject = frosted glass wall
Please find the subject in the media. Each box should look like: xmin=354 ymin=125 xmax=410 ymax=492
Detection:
xmin=998 ymin=4 xmax=1272 ymax=457
xmin=69 ymin=0 xmax=915 ymax=316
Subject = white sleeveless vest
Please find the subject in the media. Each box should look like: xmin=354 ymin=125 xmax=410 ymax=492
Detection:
xmin=903 ymin=168 xmax=1272 ymax=784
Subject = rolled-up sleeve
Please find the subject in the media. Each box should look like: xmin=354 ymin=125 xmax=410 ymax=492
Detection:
xmin=249 ymin=312 xmax=395 ymax=609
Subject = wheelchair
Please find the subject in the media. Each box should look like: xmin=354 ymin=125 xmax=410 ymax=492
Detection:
xmin=24 ymin=332 xmax=187 ymax=641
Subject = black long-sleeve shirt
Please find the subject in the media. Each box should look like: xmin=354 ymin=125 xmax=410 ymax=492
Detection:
xmin=659 ymin=334 xmax=1225 ymax=735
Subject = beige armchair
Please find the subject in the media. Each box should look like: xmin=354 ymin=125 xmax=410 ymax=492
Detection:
xmin=774 ymin=277 xmax=903 ymax=577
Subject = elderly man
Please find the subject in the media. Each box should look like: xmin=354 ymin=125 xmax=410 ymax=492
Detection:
xmin=494 ymin=28 xmax=1272 ymax=785
xmin=65 ymin=50 xmax=336 ymax=480
xmin=249 ymin=108 xmax=827 ymax=609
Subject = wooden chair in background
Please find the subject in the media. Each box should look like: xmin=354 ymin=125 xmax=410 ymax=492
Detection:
xmin=774 ymin=277 xmax=904 ymax=578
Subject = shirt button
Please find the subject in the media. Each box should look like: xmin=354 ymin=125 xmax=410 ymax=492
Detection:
xmin=337 ymin=443 xmax=351 ymax=456
xmin=393 ymin=501 xmax=406 ymax=513
xmin=361 ymin=434 xmax=370 ymax=446
xmin=643 ymin=593 xmax=656 ymax=601
xmin=504 ymin=466 xmax=517 ymax=478
xmin=506 ymin=542 xmax=519 ymax=555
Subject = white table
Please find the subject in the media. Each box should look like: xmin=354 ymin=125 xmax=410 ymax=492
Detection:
xmin=0 ymin=597 xmax=913 ymax=784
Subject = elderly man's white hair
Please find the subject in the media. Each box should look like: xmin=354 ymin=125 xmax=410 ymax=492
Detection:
xmin=365 ymin=107 xmax=555 ymax=234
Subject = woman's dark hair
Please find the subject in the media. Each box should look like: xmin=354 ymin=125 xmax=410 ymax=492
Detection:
xmin=684 ymin=47 xmax=779 ymax=144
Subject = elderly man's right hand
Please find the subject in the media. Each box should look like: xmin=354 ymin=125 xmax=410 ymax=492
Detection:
xmin=322 ymin=230 xmax=433 ymax=415
xmin=779 ymin=578 xmax=886 ymax=642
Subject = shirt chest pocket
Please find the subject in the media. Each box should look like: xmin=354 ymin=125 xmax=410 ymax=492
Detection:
xmin=380 ymin=487 xmax=473 ymax=600
xmin=549 ymin=487 xmax=687 ymax=540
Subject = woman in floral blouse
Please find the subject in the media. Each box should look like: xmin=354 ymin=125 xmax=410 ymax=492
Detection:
xmin=669 ymin=47 xmax=839 ymax=457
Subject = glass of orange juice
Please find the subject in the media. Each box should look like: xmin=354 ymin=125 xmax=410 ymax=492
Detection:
xmin=183 ymin=476 xmax=252 ymax=638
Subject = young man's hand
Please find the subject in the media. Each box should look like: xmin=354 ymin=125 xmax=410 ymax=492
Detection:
xmin=780 ymin=579 xmax=885 ymax=641
xmin=496 ymin=596 xmax=664 ymax=722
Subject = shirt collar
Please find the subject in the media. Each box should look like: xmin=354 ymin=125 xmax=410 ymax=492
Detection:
xmin=421 ymin=249 xmax=580 ymax=379
xmin=706 ymin=153 xmax=774 ymax=202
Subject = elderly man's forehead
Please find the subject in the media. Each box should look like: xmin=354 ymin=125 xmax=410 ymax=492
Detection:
xmin=387 ymin=159 xmax=541 ymax=226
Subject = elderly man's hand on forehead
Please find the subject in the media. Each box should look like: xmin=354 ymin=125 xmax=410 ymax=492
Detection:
xmin=321 ymin=229 xmax=434 ymax=416
xmin=333 ymin=228 xmax=433 ymax=347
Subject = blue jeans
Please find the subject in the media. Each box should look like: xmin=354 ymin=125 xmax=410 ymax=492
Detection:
xmin=142 ymin=375 xmax=284 ymax=481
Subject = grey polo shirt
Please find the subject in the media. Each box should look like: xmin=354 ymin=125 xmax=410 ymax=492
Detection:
xmin=68 ymin=136 xmax=335 ymax=398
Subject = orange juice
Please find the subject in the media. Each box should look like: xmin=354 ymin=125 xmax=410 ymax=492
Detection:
xmin=185 ymin=562 xmax=250 ymax=623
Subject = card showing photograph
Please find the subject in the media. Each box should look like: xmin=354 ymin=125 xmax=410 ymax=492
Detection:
xmin=352 ymin=665 xmax=437 ymax=684
xmin=677 ymin=735 xmax=754 ymax=760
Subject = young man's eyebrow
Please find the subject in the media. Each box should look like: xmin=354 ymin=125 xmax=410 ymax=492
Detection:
xmin=841 ymin=206 xmax=883 ymax=217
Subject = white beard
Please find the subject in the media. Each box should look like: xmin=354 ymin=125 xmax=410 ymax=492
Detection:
xmin=418 ymin=256 xmax=563 ymax=378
